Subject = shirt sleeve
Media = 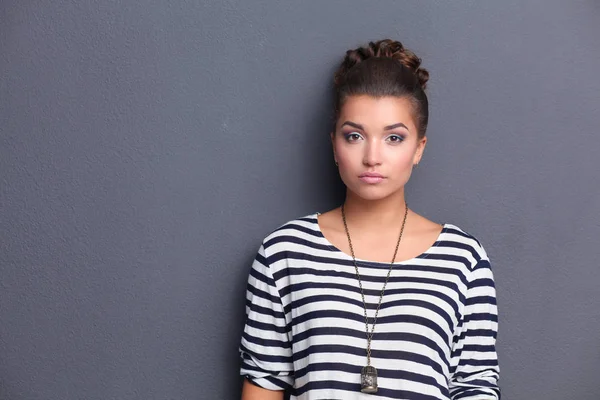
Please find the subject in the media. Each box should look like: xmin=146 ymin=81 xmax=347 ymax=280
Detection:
xmin=449 ymin=258 xmax=501 ymax=399
xmin=239 ymin=242 xmax=294 ymax=391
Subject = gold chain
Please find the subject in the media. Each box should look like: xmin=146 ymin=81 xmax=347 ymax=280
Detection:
xmin=341 ymin=202 xmax=408 ymax=366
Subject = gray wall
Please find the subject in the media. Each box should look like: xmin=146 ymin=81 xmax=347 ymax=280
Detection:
xmin=2 ymin=1 xmax=599 ymax=399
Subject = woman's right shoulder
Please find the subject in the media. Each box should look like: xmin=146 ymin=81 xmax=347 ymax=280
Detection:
xmin=256 ymin=212 xmax=324 ymax=252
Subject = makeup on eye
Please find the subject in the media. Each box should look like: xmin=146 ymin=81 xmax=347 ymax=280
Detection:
xmin=342 ymin=132 xmax=362 ymax=140
xmin=386 ymin=134 xmax=406 ymax=143
xmin=343 ymin=132 xmax=363 ymax=142
xmin=341 ymin=131 xmax=406 ymax=143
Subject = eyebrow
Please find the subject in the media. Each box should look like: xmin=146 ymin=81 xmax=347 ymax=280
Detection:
xmin=341 ymin=121 xmax=409 ymax=131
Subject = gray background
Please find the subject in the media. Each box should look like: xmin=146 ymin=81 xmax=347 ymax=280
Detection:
xmin=1 ymin=1 xmax=599 ymax=399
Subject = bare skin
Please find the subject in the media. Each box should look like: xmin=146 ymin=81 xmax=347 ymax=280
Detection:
xmin=318 ymin=204 xmax=443 ymax=263
xmin=241 ymin=380 xmax=283 ymax=400
xmin=322 ymin=95 xmax=443 ymax=261
xmin=241 ymin=95 xmax=441 ymax=398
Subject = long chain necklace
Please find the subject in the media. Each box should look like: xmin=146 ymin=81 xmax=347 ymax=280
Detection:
xmin=341 ymin=202 xmax=408 ymax=394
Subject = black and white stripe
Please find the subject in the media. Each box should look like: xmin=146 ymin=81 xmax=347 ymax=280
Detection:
xmin=240 ymin=214 xmax=500 ymax=399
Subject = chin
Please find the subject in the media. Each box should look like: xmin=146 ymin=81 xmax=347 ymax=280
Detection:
xmin=347 ymin=185 xmax=397 ymax=201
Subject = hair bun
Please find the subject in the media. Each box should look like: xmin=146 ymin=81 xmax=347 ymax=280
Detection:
xmin=335 ymin=39 xmax=429 ymax=89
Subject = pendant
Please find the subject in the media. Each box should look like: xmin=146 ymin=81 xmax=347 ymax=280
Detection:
xmin=361 ymin=365 xmax=378 ymax=393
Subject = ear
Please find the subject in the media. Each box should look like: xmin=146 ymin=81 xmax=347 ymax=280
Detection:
xmin=414 ymin=136 xmax=427 ymax=164
xmin=330 ymin=132 xmax=337 ymax=162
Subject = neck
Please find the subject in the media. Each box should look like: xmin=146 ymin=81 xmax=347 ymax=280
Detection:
xmin=342 ymin=190 xmax=409 ymax=232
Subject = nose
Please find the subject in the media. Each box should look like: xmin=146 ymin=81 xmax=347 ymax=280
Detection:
xmin=363 ymin=139 xmax=382 ymax=166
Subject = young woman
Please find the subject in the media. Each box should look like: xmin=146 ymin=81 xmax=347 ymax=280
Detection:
xmin=239 ymin=39 xmax=500 ymax=400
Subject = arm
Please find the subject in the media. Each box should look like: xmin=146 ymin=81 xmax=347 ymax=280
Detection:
xmin=449 ymin=258 xmax=501 ymax=399
xmin=241 ymin=379 xmax=284 ymax=400
xmin=239 ymin=243 xmax=294 ymax=397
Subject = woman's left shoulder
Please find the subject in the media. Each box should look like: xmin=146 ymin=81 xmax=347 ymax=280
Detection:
xmin=441 ymin=222 xmax=491 ymax=268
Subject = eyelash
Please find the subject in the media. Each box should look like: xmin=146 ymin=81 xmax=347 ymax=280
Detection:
xmin=342 ymin=132 xmax=405 ymax=143
xmin=343 ymin=132 xmax=362 ymax=142
xmin=387 ymin=134 xmax=405 ymax=143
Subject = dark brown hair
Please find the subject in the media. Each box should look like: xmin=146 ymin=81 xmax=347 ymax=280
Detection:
xmin=333 ymin=39 xmax=430 ymax=138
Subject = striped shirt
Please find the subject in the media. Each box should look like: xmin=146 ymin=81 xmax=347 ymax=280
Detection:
xmin=239 ymin=213 xmax=500 ymax=400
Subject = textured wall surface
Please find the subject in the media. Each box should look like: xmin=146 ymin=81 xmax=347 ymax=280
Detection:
xmin=2 ymin=1 xmax=600 ymax=399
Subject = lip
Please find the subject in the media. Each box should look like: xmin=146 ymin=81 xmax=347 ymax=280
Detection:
xmin=359 ymin=172 xmax=385 ymax=184
xmin=360 ymin=172 xmax=384 ymax=178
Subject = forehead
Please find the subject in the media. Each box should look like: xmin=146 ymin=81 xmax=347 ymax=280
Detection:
xmin=338 ymin=95 xmax=416 ymax=129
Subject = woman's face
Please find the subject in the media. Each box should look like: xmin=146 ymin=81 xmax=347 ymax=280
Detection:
xmin=332 ymin=95 xmax=427 ymax=201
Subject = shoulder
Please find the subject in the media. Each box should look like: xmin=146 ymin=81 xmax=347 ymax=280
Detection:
xmin=441 ymin=222 xmax=491 ymax=269
xmin=260 ymin=212 xmax=322 ymax=252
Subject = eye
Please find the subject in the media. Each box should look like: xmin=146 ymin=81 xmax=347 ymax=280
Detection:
xmin=343 ymin=132 xmax=363 ymax=142
xmin=386 ymin=134 xmax=405 ymax=143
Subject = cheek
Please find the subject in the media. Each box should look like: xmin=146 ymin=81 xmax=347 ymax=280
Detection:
xmin=334 ymin=140 xmax=416 ymax=169
xmin=334 ymin=142 xmax=356 ymax=164
xmin=386 ymin=147 xmax=415 ymax=167
xmin=337 ymin=150 xmax=353 ymax=165
xmin=335 ymin=150 xmax=360 ymax=181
